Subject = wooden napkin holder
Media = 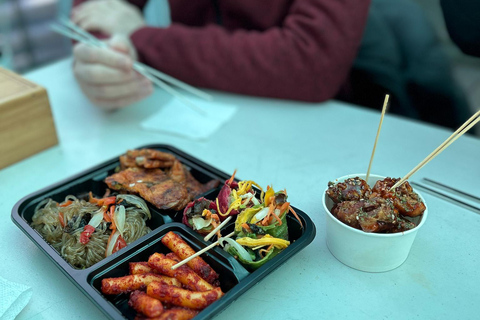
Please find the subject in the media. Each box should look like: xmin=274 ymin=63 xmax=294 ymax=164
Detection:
xmin=0 ymin=67 xmax=58 ymax=169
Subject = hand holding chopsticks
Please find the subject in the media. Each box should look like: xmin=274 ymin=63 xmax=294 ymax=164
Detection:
xmin=51 ymin=18 xmax=211 ymax=113
xmin=391 ymin=110 xmax=480 ymax=190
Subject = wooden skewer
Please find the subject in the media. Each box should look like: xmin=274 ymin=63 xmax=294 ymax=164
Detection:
xmin=204 ymin=216 xmax=232 ymax=242
xmin=51 ymin=23 xmax=208 ymax=114
xmin=171 ymin=231 xmax=235 ymax=270
xmin=390 ymin=110 xmax=480 ymax=190
xmin=366 ymin=94 xmax=389 ymax=183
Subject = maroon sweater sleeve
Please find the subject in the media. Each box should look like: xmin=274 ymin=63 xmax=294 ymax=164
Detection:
xmin=130 ymin=0 xmax=371 ymax=102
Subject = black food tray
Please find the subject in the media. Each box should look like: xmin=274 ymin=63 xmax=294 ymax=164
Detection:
xmin=11 ymin=144 xmax=316 ymax=320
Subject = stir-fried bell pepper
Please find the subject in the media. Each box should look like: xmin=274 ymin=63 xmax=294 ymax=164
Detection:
xmin=183 ymin=197 xmax=219 ymax=235
xmin=222 ymin=185 xmax=304 ymax=270
xmin=112 ymin=234 xmax=127 ymax=254
xmin=183 ymin=171 xmax=264 ymax=236
xmin=223 ymin=235 xmax=289 ymax=271
xmin=216 ymin=171 xmax=263 ymax=220
xmin=236 ymin=234 xmax=290 ymax=250
xmin=79 ymin=225 xmax=95 ymax=244
xmin=233 ymin=186 xmax=297 ymax=240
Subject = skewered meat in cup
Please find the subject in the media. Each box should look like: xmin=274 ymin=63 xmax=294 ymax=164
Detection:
xmin=326 ymin=177 xmax=424 ymax=233
xmin=372 ymin=178 xmax=426 ymax=217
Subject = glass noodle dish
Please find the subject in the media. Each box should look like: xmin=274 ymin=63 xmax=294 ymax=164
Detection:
xmin=31 ymin=193 xmax=151 ymax=269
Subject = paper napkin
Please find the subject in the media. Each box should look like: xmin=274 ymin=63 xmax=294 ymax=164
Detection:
xmin=140 ymin=96 xmax=238 ymax=140
xmin=0 ymin=276 xmax=32 ymax=320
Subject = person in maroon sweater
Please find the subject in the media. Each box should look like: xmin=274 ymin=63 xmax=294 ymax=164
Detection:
xmin=71 ymin=0 xmax=371 ymax=110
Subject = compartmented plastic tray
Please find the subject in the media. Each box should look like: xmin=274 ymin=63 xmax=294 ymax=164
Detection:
xmin=11 ymin=144 xmax=316 ymax=320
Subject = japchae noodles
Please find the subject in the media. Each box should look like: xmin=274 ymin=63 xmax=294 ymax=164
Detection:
xmin=31 ymin=193 xmax=151 ymax=269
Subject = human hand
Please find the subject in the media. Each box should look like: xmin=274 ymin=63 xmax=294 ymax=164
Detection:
xmin=72 ymin=0 xmax=145 ymax=36
xmin=73 ymin=34 xmax=153 ymax=111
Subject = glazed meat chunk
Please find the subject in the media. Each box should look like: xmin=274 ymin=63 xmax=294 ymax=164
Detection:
xmin=357 ymin=197 xmax=398 ymax=233
xmin=327 ymin=177 xmax=372 ymax=203
xmin=372 ymin=178 xmax=426 ymax=217
xmin=332 ymin=201 xmax=363 ymax=229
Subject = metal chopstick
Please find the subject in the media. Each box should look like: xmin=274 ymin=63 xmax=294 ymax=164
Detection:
xmin=410 ymin=182 xmax=480 ymax=215
xmin=422 ymin=178 xmax=480 ymax=204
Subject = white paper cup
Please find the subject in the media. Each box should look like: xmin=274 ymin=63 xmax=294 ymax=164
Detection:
xmin=323 ymin=174 xmax=428 ymax=272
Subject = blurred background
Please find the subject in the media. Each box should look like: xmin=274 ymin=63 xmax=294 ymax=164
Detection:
xmin=0 ymin=0 xmax=72 ymax=72
xmin=0 ymin=0 xmax=479 ymax=132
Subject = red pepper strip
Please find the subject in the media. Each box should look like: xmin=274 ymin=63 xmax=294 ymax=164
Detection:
xmin=89 ymin=192 xmax=116 ymax=207
xmin=79 ymin=225 xmax=96 ymax=244
xmin=58 ymin=211 xmax=65 ymax=228
xmin=59 ymin=200 xmax=72 ymax=207
xmin=109 ymin=205 xmax=116 ymax=231
xmin=112 ymin=235 xmax=127 ymax=254
xmin=102 ymin=196 xmax=116 ymax=207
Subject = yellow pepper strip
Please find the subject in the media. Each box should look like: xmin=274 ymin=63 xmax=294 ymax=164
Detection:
xmin=264 ymin=186 xmax=275 ymax=206
xmin=236 ymin=181 xmax=251 ymax=195
xmin=235 ymin=207 xmax=262 ymax=232
xmin=216 ymin=197 xmax=242 ymax=217
xmin=231 ymin=189 xmax=239 ymax=201
xmin=236 ymin=234 xmax=290 ymax=250
xmin=251 ymin=181 xmax=264 ymax=202
xmin=237 ymin=180 xmax=264 ymax=200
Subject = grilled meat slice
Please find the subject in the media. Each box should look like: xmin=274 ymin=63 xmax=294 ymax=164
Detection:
xmin=168 ymin=160 xmax=220 ymax=197
xmin=120 ymin=149 xmax=176 ymax=170
xmin=105 ymin=167 xmax=190 ymax=211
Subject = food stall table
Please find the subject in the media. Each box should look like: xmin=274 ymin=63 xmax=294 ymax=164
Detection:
xmin=1 ymin=58 xmax=479 ymax=319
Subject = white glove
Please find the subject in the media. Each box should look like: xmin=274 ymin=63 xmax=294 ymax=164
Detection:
xmin=72 ymin=0 xmax=145 ymax=36
xmin=73 ymin=34 xmax=153 ymax=111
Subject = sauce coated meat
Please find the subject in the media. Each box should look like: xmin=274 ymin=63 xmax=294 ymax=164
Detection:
xmin=326 ymin=177 xmax=371 ymax=203
xmin=327 ymin=177 xmax=425 ymax=233
xmin=372 ymin=178 xmax=426 ymax=217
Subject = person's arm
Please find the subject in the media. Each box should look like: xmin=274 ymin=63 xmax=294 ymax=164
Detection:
xmin=72 ymin=0 xmax=146 ymax=36
xmin=73 ymin=0 xmax=148 ymax=10
xmin=441 ymin=0 xmax=480 ymax=57
xmin=130 ymin=0 xmax=371 ymax=102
